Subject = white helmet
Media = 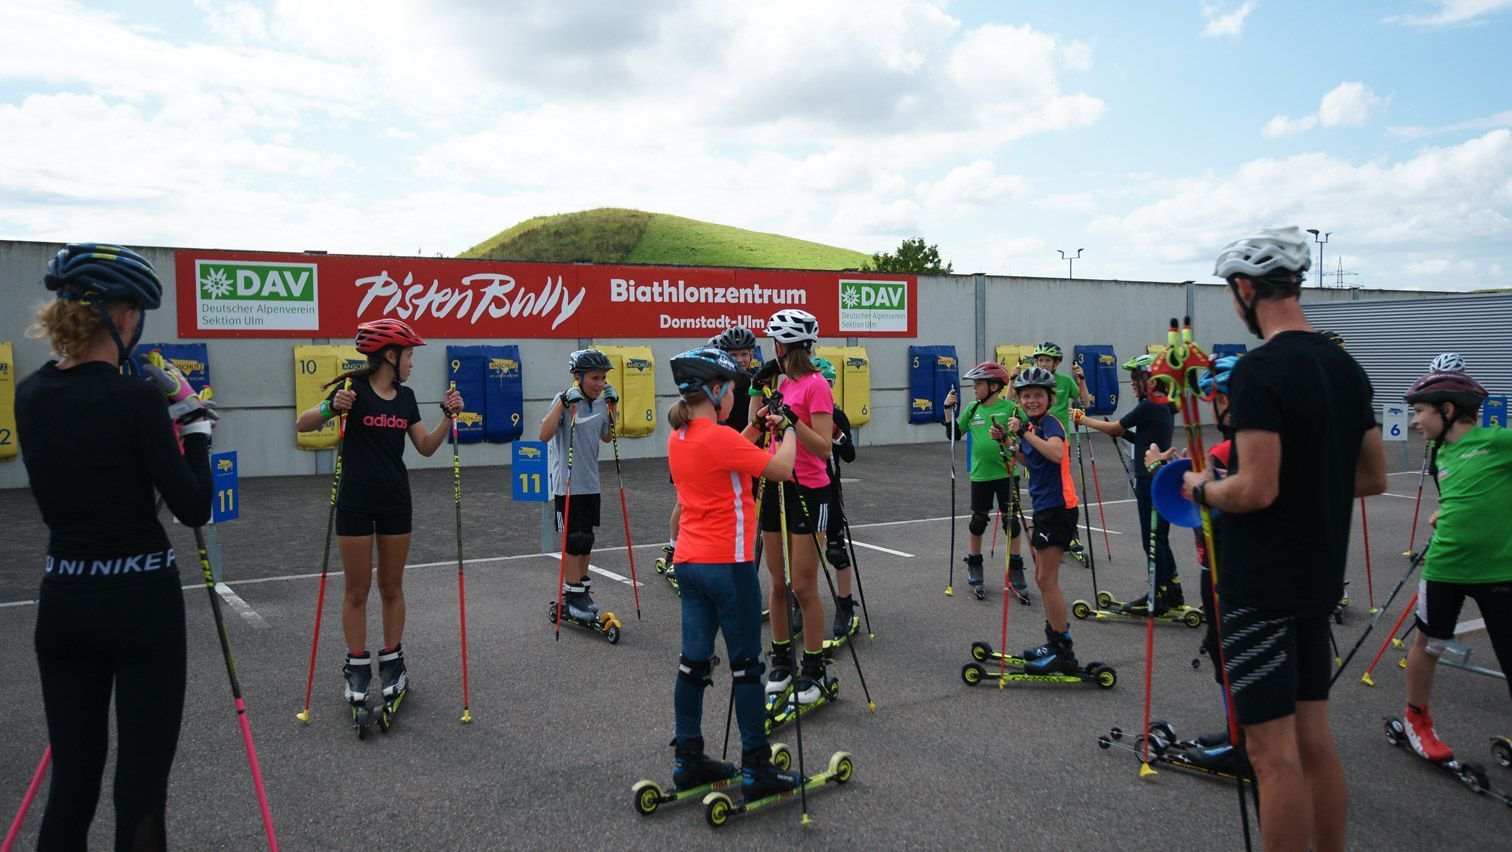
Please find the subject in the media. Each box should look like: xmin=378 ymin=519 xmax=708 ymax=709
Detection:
xmin=766 ymin=309 xmax=819 ymax=345
xmin=1429 ymin=352 xmax=1466 ymax=373
xmin=1213 ymin=227 xmax=1312 ymax=280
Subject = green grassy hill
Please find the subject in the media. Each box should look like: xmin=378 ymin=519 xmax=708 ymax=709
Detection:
xmin=460 ymin=208 xmax=871 ymax=270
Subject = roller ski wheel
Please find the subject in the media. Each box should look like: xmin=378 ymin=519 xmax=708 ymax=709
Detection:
xmin=350 ymin=705 xmax=374 ymax=739
xmin=1494 ymin=738 xmax=1512 ymax=769
xmin=548 ymin=601 xmax=624 ymax=644
xmin=1384 ymin=717 xmax=1512 ymax=806
xmin=961 ymin=658 xmax=1116 ymax=689
xmin=377 ymin=687 xmax=408 ymax=733
xmin=702 ymin=752 xmax=853 ymax=828
xmin=631 ymin=743 xmax=791 ymax=816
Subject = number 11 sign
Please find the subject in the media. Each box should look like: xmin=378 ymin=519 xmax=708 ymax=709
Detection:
xmin=512 ymin=441 xmax=549 ymax=502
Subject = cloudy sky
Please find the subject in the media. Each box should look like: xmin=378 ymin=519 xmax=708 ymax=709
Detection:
xmin=2 ymin=0 xmax=1509 ymax=290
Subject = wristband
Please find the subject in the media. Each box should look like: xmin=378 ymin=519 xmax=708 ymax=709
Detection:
xmin=440 ymin=403 xmax=456 ymax=418
xmin=1193 ymin=481 xmax=1209 ymax=507
xmin=320 ymin=399 xmax=335 ymax=420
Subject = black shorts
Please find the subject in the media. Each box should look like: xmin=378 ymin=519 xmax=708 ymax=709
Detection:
xmin=759 ymin=481 xmax=830 ymax=535
xmin=554 ymin=493 xmax=602 ymax=533
xmin=1030 ymin=507 xmax=1078 ymax=551
xmin=970 ymin=478 xmax=1022 ymax=536
xmin=336 ymin=507 xmax=412 ymax=537
xmin=1221 ymin=604 xmax=1333 ymax=725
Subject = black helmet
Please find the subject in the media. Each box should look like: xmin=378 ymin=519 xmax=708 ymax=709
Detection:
xmin=45 ymin=243 xmax=162 ymax=309
xmin=711 ymin=326 xmax=758 ymax=352
xmin=1319 ymin=330 xmax=1346 ymax=348
xmin=569 ymin=348 xmax=613 ymax=374
xmin=670 ymin=347 xmax=744 ymax=397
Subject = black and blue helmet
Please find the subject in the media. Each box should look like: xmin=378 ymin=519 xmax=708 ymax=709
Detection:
xmin=670 ymin=347 xmax=743 ymax=394
xmin=44 ymin=243 xmax=162 ymax=309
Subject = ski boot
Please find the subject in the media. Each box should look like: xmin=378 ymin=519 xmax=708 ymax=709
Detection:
xmin=1384 ymin=715 xmax=1507 ymax=804
xmin=767 ymin=650 xmax=839 ymax=733
xmin=1068 ymin=537 xmax=1088 ymax=567
xmin=1333 ymin=580 xmax=1351 ymax=624
xmin=1404 ymin=704 xmax=1454 ymax=763
xmin=549 ymin=582 xmax=623 ymax=643
xmin=829 ymin=595 xmax=859 ymax=644
xmin=376 ymin=645 xmax=409 ymax=733
xmin=343 ymin=651 xmax=374 ymax=738
xmin=1021 ymin=621 xmax=1060 ymax=662
xmin=964 ymin=554 xmax=985 ymax=600
xmin=1493 ymin=737 xmax=1511 ymax=769
xmin=1008 ymin=555 xmax=1031 ymax=605
xmin=675 ymin=736 xmax=738 ymax=791
xmin=1098 ymin=721 xmax=1248 ymax=782
xmin=1024 ymin=628 xmax=1079 ymax=675
xmin=704 ymin=750 xmax=853 ymax=828
xmin=764 ymin=640 xmax=794 ymax=702
xmin=654 ymin=543 xmax=680 ymax=596
xmin=632 ymin=741 xmax=791 ymax=816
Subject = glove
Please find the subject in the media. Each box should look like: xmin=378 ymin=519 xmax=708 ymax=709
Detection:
xmin=140 ymin=355 xmax=218 ymax=425
xmin=770 ymin=403 xmax=798 ymax=433
xmin=1071 ymin=408 xmax=1085 ymax=426
xmin=603 ymin=384 xmax=619 ymax=403
xmin=441 ymin=386 xmax=464 ymax=417
xmin=560 ymin=387 xmax=586 ymax=406
xmin=943 ymin=387 xmax=958 ymax=410
xmin=752 ymin=358 xmax=782 ymax=392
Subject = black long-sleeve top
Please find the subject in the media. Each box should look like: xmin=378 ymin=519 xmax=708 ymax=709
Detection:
xmin=17 ymin=361 xmax=212 ymax=561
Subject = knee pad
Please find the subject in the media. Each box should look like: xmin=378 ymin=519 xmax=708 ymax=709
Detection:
xmin=826 ymin=539 xmax=850 ymax=570
xmin=678 ymin=655 xmax=715 ymax=687
xmin=566 ymin=529 xmax=595 ymax=555
xmin=968 ymin=512 xmax=990 ymax=536
xmin=1423 ymin=636 xmax=1452 ymax=658
xmin=1006 ymin=514 xmax=1022 ymax=536
xmin=730 ymin=656 xmax=764 ymax=685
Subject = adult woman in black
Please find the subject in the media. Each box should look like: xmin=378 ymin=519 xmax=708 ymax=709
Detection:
xmin=17 ymin=244 xmax=215 ymax=850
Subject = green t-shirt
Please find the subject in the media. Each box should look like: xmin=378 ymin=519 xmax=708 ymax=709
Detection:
xmin=957 ymin=397 xmax=1021 ymax=482
xmin=1423 ymin=426 xmax=1512 ymax=584
xmin=1049 ymin=373 xmax=1083 ymax=437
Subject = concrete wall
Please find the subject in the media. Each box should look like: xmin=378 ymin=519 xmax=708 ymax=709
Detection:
xmin=0 ymin=238 xmax=1443 ymax=489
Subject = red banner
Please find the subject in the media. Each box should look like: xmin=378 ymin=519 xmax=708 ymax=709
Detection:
xmin=174 ymin=250 xmax=916 ymax=340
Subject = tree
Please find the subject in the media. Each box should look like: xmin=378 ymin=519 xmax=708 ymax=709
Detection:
xmin=864 ymin=237 xmax=953 ymax=275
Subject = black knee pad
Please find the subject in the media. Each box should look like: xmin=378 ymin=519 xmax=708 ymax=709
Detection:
xmin=826 ymin=539 xmax=850 ymax=569
xmin=730 ymin=656 xmax=764 ymax=685
xmin=678 ymin=655 xmax=714 ymax=687
xmin=1005 ymin=514 xmax=1022 ymax=536
xmin=968 ymin=512 xmax=990 ymax=536
xmin=566 ymin=529 xmax=595 ymax=555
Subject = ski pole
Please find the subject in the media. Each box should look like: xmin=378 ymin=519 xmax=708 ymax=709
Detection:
xmin=554 ymin=403 xmax=578 ymax=641
xmin=1073 ymin=419 xmax=1101 ymax=599
xmin=299 ymin=379 xmax=349 ymax=724
xmin=834 ymin=477 xmax=874 ymax=640
xmin=989 ymin=508 xmax=1000 ymax=558
xmin=1360 ymin=593 xmax=1420 ymax=687
xmin=1360 ymin=497 xmax=1376 ymax=612
xmin=1332 ymin=542 xmax=1429 ymax=687
xmin=2 ymin=747 xmax=49 ymax=852
xmin=1084 ymin=423 xmax=1113 ymax=564
xmin=1110 ymin=432 xmax=1136 ymax=498
xmin=793 ymin=490 xmax=874 ymax=713
xmin=1138 ymin=500 xmax=1159 ymax=779
xmin=449 ymin=386 xmax=472 ymax=723
xmin=946 ymin=410 xmax=958 ymax=596
xmin=608 ymin=406 xmax=641 ymax=620
xmin=775 ymin=480 xmax=812 ymax=826
xmin=998 ymin=542 xmax=1012 ymax=684
xmin=1404 ymin=441 xmax=1429 ymax=557
xmin=192 ymin=526 xmax=278 ymax=850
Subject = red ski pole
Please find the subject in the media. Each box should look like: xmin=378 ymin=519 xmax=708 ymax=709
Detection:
xmin=1360 ymin=497 xmax=1376 ymax=612
xmin=448 ymin=387 xmax=472 ymax=722
xmin=2 ymin=747 xmax=49 ymax=852
xmin=1361 ymin=592 xmax=1418 ymax=687
xmin=298 ymin=379 xmax=350 ymax=723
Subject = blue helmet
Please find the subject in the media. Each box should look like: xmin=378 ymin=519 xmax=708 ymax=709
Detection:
xmin=1198 ymin=355 xmax=1241 ymax=397
xmin=670 ymin=347 xmax=742 ymax=392
xmin=44 ymin=243 xmax=162 ymax=309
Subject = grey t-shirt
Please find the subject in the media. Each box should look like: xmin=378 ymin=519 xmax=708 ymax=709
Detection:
xmin=548 ymin=400 xmax=612 ymax=496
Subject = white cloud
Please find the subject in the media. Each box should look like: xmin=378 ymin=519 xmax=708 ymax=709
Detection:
xmin=1261 ymin=82 xmax=1381 ymax=136
xmin=1201 ymin=1 xmax=1259 ymax=37
xmin=1385 ymin=0 xmax=1512 ymax=26
xmin=917 ymin=161 xmax=1028 ymax=211
xmin=1389 ymin=109 xmax=1512 ymax=139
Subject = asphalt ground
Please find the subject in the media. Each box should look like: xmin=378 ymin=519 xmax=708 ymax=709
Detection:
xmin=1 ymin=434 xmax=1507 ymax=850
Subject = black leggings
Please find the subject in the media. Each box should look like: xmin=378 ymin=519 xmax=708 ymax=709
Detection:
xmin=34 ymin=573 xmax=187 ymax=852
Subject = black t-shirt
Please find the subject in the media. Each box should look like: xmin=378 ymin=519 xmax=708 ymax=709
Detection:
xmin=723 ymin=375 xmax=753 ymax=433
xmin=17 ymin=361 xmax=212 ymax=559
xmin=1118 ymin=399 xmax=1174 ymax=479
xmin=329 ymin=378 xmax=422 ymax=514
xmin=1217 ymin=331 xmax=1376 ymax=613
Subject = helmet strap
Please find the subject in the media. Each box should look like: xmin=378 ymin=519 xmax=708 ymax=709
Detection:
xmin=94 ymin=302 xmax=142 ymax=376
xmin=1433 ymin=402 xmax=1454 ymax=446
xmin=1228 ymin=278 xmax=1263 ymax=339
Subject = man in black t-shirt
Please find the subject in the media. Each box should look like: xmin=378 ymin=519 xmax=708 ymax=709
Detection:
xmin=1076 ymin=353 xmax=1179 ymax=612
xmin=1182 ymin=226 xmax=1386 ymax=852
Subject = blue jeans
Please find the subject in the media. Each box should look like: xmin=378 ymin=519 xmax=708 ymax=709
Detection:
xmin=1135 ymin=477 xmax=1178 ymax=585
xmin=675 ymin=561 xmax=767 ymax=754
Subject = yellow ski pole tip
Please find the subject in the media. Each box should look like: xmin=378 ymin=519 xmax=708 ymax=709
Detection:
xmin=945 ymin=587 xmax=954 ymax=596
xmin=1398 ymin=657 xmax=1407 ymax=668
xmin=296 ymin=710 xmax=310 ymax=723
xmin=1391 ymin=638 xmax=1403 ymax=648
xmin=801 ymin=813 xmax=815 ymax=827
xmin=461 ymin=710 xmax=473 ymax=723
xmin=1335 ymin=657 xmax=1343 ymax=667
xmin=867 ymin=633 xmax=875 ymax=641
xmin=1370 ymin=607 xmax=1380 ymax=615
xmin=867 ymin=701 xmax=877 ymax=713
xmin=1360 ymin=672 xmax=1375 ymax=687
xmin=1139 ymin=763 xmax=1158 ymax=779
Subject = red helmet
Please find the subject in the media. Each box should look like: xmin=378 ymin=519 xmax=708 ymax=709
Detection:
xmin=355 ymin=318 xmax=425 ymax=354
xmin=1404 ymin=371 xmax=1487 ymax=410
xmin=964 ymin=361 xmax=1010 ymax=384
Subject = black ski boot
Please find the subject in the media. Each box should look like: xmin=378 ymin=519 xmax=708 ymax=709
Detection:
xmin=1008 ymin=555 xmax=1031 ymax=605
xmin=344 ymin=651 xmax=372 ymax=706
xmin=831 ymin=595 xmax=858 ymax=639
xmin=964 ymin=554 xmax=985 ymax=599
xmin=764 ymin=640 xmax=794 ymax=700
xmin=796 ymin=649 xmax=836 ymax=705
xmin=1024 ymin=628 xmax=1079 ymax=675
xmin=1022 ymin=621 xmax=1059 ymax=661
xmin=378 ymin=644 xmax=408 ymax=701
xmin=674 ymin=737 xmax=736 ymax=791
xmin=741 ymin=746 xmax=802 ymax=802
xmin=1162 ymin=579 xmax=1186 ymax=609
xmin=564 ymin=581 xmax=597 ymax=622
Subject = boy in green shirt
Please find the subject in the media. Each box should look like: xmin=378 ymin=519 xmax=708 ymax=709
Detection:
xmin=1399 ymin=369 xmax=1512 ymax=763
xmin=944 ymin=361 xmax=1029 ymax=602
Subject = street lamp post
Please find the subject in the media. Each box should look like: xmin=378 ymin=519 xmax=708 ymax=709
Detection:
xmin=1057 ymin=248 xmax=1084 ymax=279
xmin=1306 ymin=229 xmax=1330 ymax=288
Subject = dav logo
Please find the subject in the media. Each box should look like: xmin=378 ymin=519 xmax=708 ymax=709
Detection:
xmin=216 ymin=458 xmax=234 ymax=473
xmin=518 ymin=445 xmax=542 ymax=459
xmin=627 ymin=358 xmax=653 ymax=373
xmin=196 ymin=260 xmax=319 ymax=331
xmin=838 ymin=278 xmax=909 ymax=333
xmin=913 ymin=398 xmax=933 ymax=413
xmin=456 ymin=411 xmax=483 ymax=426
xmin=489 ymin=358 xmax=520 ymax=378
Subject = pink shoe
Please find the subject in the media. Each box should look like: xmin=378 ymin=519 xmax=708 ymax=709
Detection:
xmin=1404 ymin=705 xmax=1454 ymax=763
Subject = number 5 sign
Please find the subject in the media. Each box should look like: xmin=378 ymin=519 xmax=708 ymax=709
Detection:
xmin=512 ymin=441 xmax=549 ymax=502
xmin=1382 ymin=405 xmax=1408 ymax=442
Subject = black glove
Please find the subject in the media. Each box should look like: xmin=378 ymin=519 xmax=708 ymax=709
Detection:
xmin=753 ymin=358 xmax=782 ymax=391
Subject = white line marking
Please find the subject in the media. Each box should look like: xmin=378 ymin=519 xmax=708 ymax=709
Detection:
xmin=545 ymin=554 xmax=644 ymax=587
xmin=849 ymin=540 xmax=914 ymax=558
xmin=0 ymin=600 xmax=36 ymax=609
xmin=215 ymin=583 xmax=269 ymax=629
xmin=1455 ymin=617 xmax=1486 ymax=636
xmin=1379 ymin=493 xmax=1419 ymax=500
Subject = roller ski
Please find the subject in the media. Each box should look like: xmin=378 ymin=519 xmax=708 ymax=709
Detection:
xmin=632 ymin=739 xmax=792 ymax=816
xmin=548 ymin=581 xmax=622 ymax=644
xmin=1384 ymin=715 xmax=1512 ymax=807
xmin=343 ymin=652 xmax=376 ymax=739
xmin=1068 ymin=538 xmax=1088 ymax=568
xmin=962 ymin=629 xmax=1117 ymax=689
xmin=1494 ymin=737 xmax=1511 ymax=769
xmin=822 ymin=595 xmax=860 ymax=651
xmin=703 ymin=751 xmax=854 ymax=829
xmin=1333 ymin=580 xmax=1351 ymax=625
xmin=654 ymin=544 xmax=680 ymax=596
xmin=375 ymin=645 xmax=409 ymax=733
xmin=1097 ymin=720 xmax=1250 ymax=783
xmin=964 ymin=554 xmax=986 ymax=600
xmin=764 ymin=650 xmax=839 ymax=734
xmin=1078 ymin=589 xmax=1204 ymax=629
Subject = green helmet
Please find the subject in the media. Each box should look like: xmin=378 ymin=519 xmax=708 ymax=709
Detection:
xmin=812 ymin=356 xmax=836 ymax=384
xmin=1122 ymin=354 xmax=1156 ymax=374
xmin=1032 ymin=342 xmax=1063 ymax=361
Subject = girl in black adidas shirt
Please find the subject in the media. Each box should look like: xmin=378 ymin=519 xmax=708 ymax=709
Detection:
xmin=295 ymin=318 xmax=462 ymax=715
xmin=17 ymin=244 xmax=214 ymax=851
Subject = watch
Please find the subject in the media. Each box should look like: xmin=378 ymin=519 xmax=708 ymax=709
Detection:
xmin=1193 ymin=481 xmax=1209 ymax=507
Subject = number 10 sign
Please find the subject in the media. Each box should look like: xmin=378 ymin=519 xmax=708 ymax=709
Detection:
xmin=512 ymin=441 xmax=549 ymax=502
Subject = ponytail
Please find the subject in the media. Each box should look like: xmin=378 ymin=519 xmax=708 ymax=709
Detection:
xmin=324 ymin=349 xmax=396 ymax=390
xmin=667 ymin=388 xmax=716 ymax=429
xmin=781 ymin=345 xmax=818 ymax=379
